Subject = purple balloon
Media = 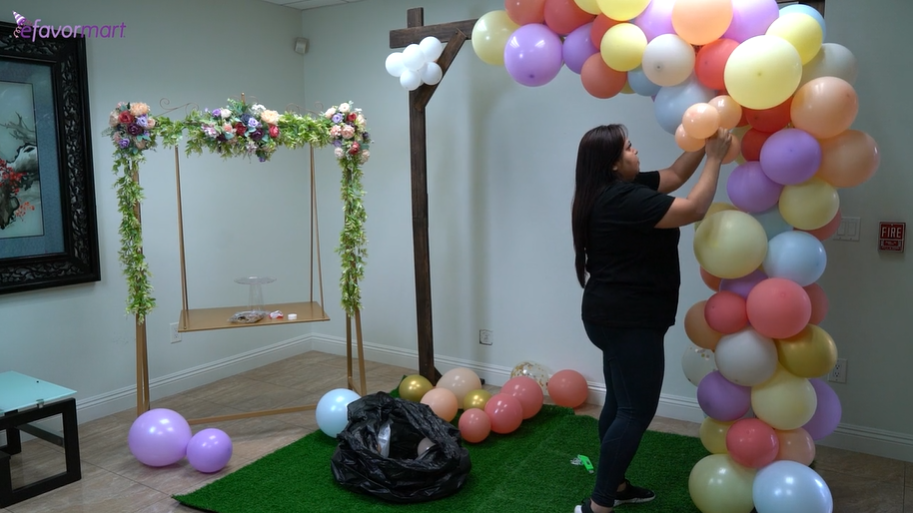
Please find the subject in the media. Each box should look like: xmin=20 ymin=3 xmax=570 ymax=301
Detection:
xmin=634 ymin=0 xmax=676 ymax=41
xmin=802 ymin=378 xmax=842 ymax=440
xmin=720 ymin=269 xmax=767 ymax=299
xmin=187 ymin=428 xmax=234 ymax=473
xmin=504 ymin=24 xmax=564 ymax=87
xmin=760 ymin=128 xmax=823 ymax=185
xmin=128 ymin=408 xmax=192 ymax=467
xmin=722 ymin=0 xmax=781 ymax=42
xmin=697 ymin=371 xmax=752 ymax=421
xmin=563 ymin=23 xmax=598 ymax=74
xmin=727 ymin=161 xmax=784 ymax=213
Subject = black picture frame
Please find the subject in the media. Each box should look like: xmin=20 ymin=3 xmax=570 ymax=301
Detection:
xmin=0 ymin=21 xmax=99 ymax=294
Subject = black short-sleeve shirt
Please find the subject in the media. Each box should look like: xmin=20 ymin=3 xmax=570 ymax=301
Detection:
xmin=581 ymin=171 xmax=681 ymax=329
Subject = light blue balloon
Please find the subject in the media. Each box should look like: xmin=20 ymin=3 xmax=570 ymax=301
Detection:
xmin=653 ymin=75 xmax=715 ymax=135
xmin=753 ymin=460 xmax=833 ymax=513
xmin=779 ymin=4 xmax=826 ymax=41
xmin=763 ymin=231 xmax=826 ymax=286
xmin=316 ymin=388 xmax=361 ymax=437
xmin=628 ymin=66 xmax=662 ymax=97
xmin=752 ymin=207 xmax=793 ymax=240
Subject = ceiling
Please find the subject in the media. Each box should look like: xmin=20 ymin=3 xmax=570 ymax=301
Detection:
xmin=260 ymin=0 xmax=368 ymax=10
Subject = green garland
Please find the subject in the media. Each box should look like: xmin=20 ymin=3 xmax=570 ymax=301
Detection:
xmin=103 ymin=99 xmax=371 ymax=323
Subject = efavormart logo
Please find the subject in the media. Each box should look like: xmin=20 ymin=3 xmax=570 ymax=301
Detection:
xmin=12 ymin=11 xmax=127 ymax=39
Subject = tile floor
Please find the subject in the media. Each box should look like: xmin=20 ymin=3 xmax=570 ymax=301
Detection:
xmin=2 ymin=351 xmax=909 ymax=512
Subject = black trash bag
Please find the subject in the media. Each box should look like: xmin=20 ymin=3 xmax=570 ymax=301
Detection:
xmin=330 ymin=391 xmax=471 ymax=503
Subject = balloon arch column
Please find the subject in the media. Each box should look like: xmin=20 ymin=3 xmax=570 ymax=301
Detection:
xmin=104 ymin=96 xmax=372 ymax=424
xmin=388 ymin=1 xmax=878 ymax=512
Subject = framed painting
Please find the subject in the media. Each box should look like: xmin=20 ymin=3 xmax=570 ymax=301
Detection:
xmin=0 ymin=21 xmax=99 ymax=294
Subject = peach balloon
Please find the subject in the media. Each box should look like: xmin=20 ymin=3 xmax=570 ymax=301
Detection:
xmin=790 ymin=76 xmax=859 ymax=139
xmin=671 ymin=0 xmax=733 ymax=45
xmin=675 ymin=124 xmax=705 ymax=152
xmin=484 ymin=393 xmax=524 ymax=434
xmin=804 ymin=283 xmax=829 ymax=325
xmin=800 ymin=209 xmax=841 ymax=241
xmin=775 ymin=428 xmax=816 ymax=465
xmin=704 ymin=291 xmax=748 ymax=335
xmin=700 ymin=267 xmax=722 ymax=292
xmin=815 ymin=130 xmax=880 ymax=188
xmin=682 ymin=102 xmax=721 ymax=139
xmin=709 ymin=95 xmax=742 ymax=129
xmin=505 ymin=0 xmax=547 ymax=25
xmin=437 ymin=367 xmax=483 ymax=404
xmin=420 ymin=387 xmax=459 ymax=422
xmin=685 ymin=300 xmax=723 ymax=351
xmin=458 ymin=408 xmax=492 ymax=443
xmin=501 ymin=376 xmax=544 ymax=419
xmin=547 ymin=369 xmax=589 ymax=408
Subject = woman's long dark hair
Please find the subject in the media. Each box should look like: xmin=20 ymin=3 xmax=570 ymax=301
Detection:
xmin=571 ymin=124 xmax=627 ymax=288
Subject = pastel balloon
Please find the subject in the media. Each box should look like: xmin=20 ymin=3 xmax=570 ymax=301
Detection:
xmin=458 ymin=408 xmax=492 ymax=443
xmin=675 ymin=124 xmax=705 ymax=152
xmin=753 ymin=461 xmax=833 ymax=513
xmin=581 ymin=54 xmax=628 ymax=98
xmin=654 ymin=75 xmax=716 ymax=134
xmin=186 ymin=428 xmax=233 ymax=473
xmin=682 ymin=344 xmax=718 ymax=386
xmin=779 ymin=3 xmax=827 ymax=40
xmin=694 ymin=210 xmax=769 ymax=279
xmin=641 ymin=34 xmax=695 ymax=87
xmin=726 ymin=418 xmax=779 ymax=468
xmin=596 ymin=0 xmax=651 ymax=21
xmin=751 ymin=365 xmax=817 ymax=430
xmin=709 ymin=95 xmax=743 ymax=130
xmin=697 ymin=371 xmax=752 ymax=421
xmin=763 ymin=231 xmax=827 ymax=286
xmin=437 ymin=367 xmax=482 ymax=403
xmin=695 ymin=202 xmax=738 ymax=232
xmin=671 ymin=0 xmax=734 ymax=45
xmin=752 ymin=207 xmax=793 ymax=240
xmin=766 ymin=12 xmax=823 ymax=64
xmin=815 ymin=130 xmax=880 ymax=188
xmin=501 ymin=376 xmax=545 ymax=419
xmin=778 ymin=177 xmax=840 ymax=231
xmin=682 ymin=103 xmax=720 ymax=139
xmin=746 ymin=278 xmax=812 ymax=339
xmin=633 ymin=0 xmax=676 ymax=41
xmin=790 ymin=77 xmax=858 ymax=139
xmin=563 ymin=22 xmax=599 ymax=74
xmin=720 ymin=268 xmax=767 ymax=299
xmin=504 ymin=24 xmax=565 ymax=87
xmin=800 ymin=43 xmax=858 ymax=87
xmin=700 ymin=417 xmax=735 ymax=454
xmin=800 ymin=209 xmax=841 ymax=241
xmin=705 ymin=291 xmax=749 ymax=334
xmin=775 ymin=428 xmax=816 ymax=465
xmin=600 ymin=22 xmax=647 ymax=72
xmin=714 ymin=328 xmax=778 ymax=387
xmin=701 ymin=267 xmax=722 ymax=291
xmin=722 ymin=0 xmax=780 ymax=42
xmin=775 ymin=324 xmax=838 ymax=378
xmin=128 ymin=409 xmax=193 ymax=467
xmin=547 ymin=369 xmax=589 ymax=408
xmin=695 ymin=38 xmax=740 ymax=90
xmin=472 ymin=11 xmax=521 ymax=66
xmin=685 ymin=300 xmax=722 ymax=350
xmin=421 ymin=387 xmax=459 ymax=422
xmin=484 ymin=393 xmax=524 ymax=434
xmin=689 ymin=454 xmax=757 ymax=513
xmin=316 ymin=388 xmax=361 ymax=438
xmin=627 ymin=65 xmax=662 ymax=96
xmin=724 ymin=35 xmax=802 ymax=110
xmin=801 ymin=378 xmax=842 ymax=440
xmin=573 ymin=0 xmax=600 ymax=15
xmin=544 ymin=0 xmax=595 ymax=35
xmin=505 ymin=0 xmax=547 ymax=25
xmin=804 ymin=283 xmax=830 ymax=324
xmin=727 ymin=161 xmax=784 ymax=213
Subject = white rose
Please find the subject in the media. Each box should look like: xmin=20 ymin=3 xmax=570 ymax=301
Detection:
xmin=220 ymin=108 xmax=231 ymax=119
xmin=334 ymin=147 xmax=344 ymax=159
xmin=251 ymin=103 xmax=265 ymax=114
xmin=338 ymin=103 xmax=350 ymax=113
xmin=355 ymin=115 xmax=365 ymax=127
xmin=325 ymin=107 xmax=336 ymax=118
xmin=360 ymin=150 xmax=370 ymax=164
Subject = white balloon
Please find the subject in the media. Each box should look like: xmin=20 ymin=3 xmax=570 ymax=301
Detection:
xmin=385 ymin=52 xmax=406 ymax=78
xmin=641 ymin=34 xmax=695 ymax=87
xmin=402 ymin=44 xmax=426 ymax=71
xmin=400 ymin=69 xmax=423 ymax=91
xmin=419 ymin=36 xmax=444 ymax=61
xmin=799 ymin=42 xmax=858 ymax=87
xmin=753 ymin=460 xmax=833 ymax=513
xmin=714 ymin=328 xmax=778 ymax=386
xmin=682 ymin=344 xmax=717 ymax=386
xmin=422 ymin=62 xmax=443 ymax=85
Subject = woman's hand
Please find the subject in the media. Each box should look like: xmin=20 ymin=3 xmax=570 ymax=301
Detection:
xmin=704 ymin=128 xmax=732 ymax=161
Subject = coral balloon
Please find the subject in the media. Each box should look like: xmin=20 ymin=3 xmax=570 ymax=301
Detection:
xmin=682 ymin=103 xmax=721 ymax=139
xmin=398 ymin=374 xmax=433 ymax=402
xmin=790 ymin=77 xmax=859 ymax=139
xmin=751 ymin=365 xmax=817 ymax=430
xmin=695 ymin=38 xmax=739 ymax=90
xmin=775 ymin=324 xmax=838 ymax=378
xmin=775 ymin=428 xmax=816 ymax=465
xmin=740 ymin=128 xmax=772 ymax=161
xmin=685 ymin=300 xmax=722 ymax=350
xmin=746 ymin=278 xmax=812 ymax=339
xmin=700 ymin=267 xmax=722 ymax=291
xmin=726 ymin=418 xmax=779 ymax=468
xmin=815 ymin=130 xmax=880 ymax=188
xmin=501 ymin=376 xmax=545 ymax=419
xmin=581 ymin=54 xmax=628 ymax=98
xmin=458 ymin=408 xmax=492 ymax=443
xmin=505 ymin=0 xmax=547 ymax=25
xmin=779 ymin=177 xmax=840 ymax=231
xmin=463 ymin=389 xmax=493 ymax=410
xmin=437 ymin=367 xmax=483 ymax=404
xmin=591 ymin=14 xmax=622 ymax=43
xmin=709 ymin=95 xmax=743 ymax=130
xmin=484 ymin=393 xmax=524 ymax=434
xmin=724 ymin=35 xmax=802 ymax=110
xmin=743 ymin=98 xmax=792 ymax=133
xmin=420 ymin=387 xmax=459 ymax=422
xmin=694 ymin=210 xmax=769 ymax=279
xmin=804 ymin=283 xmax=829 ymax=325
xmin=671 ymin=0 xmax=734 ymax=45
xmin=547 ymin=369 xmax=589 ymax=408
xmin=544 ymin=0 xmax=595 ymax=35
xmin=705 ymin=291 xmax=749 ymax=334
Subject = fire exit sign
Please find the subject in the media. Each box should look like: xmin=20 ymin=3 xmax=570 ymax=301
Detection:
xmin=879 ymin=222 xmax=905 ymax=252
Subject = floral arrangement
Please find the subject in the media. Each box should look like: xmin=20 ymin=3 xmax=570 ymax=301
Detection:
xmin=103 ymin=98 xmax=372 ymax=321
xmin=0 ymin=157 xmax=33 ymax=225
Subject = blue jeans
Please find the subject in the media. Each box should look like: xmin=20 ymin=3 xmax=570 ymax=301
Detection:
xmin=583 ymin=321 xmax=667 ymax=508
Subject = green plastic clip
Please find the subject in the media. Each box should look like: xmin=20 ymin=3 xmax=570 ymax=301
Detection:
xmin=577 ymin=454 xmax=594 ymax=473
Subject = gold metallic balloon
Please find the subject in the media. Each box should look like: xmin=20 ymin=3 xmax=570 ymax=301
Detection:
xmin=463 ymin=389 xmax=492 ymax=411
xmin=398 ymin=374 xmax=433 ymax=402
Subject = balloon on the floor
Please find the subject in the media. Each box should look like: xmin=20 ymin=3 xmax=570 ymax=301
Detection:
xmin=462 ymin=388 xmax=492 ymax=410
xmin=546 ymin=369 xmax=589 ymax=408
xmin=420 ymin=387 xmax=459 ymax=422
xmin=128 ymin=408 xmax=192 ymax=467
xmin=483 ymin=393 xmax=524 ymax=434
xmin=501 ymin=376 xmax=544 ymax=419
xmin=187 ymin=428 xmax=233 ymax=473
xmin=458 ymin=408 xmax=491 ymax=443
xmin=509 ymin=361 xmax=550 ymax=393
xmin=316 ymin=388 xmax=361 ymax=438
xmin=398 ymin=374 xmax=433 ymax=402
xmin=436 ymin=367 xmax=482 ymax=404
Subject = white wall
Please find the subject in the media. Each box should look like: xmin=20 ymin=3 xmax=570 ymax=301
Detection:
xmin=300 ymin=0 xmax=913 ymax=460
xmin=0 ymin=0 xmax=314 ymax=419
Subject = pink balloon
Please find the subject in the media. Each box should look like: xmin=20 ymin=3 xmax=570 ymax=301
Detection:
xmin=547 ymin=369 xmax=589 ymax=408
xmin=722 ymin=0 xmax=780 ymax=42
xmin=726 ymin=161 xmax=784 ymax=213
xmin=746 ymin=278 xmax=812 ymax=339
xmin=484 ymin=393 xmax=524 ymax=434
xmin=726 ymin=418 xmax=779 ymax=468
xmin=186 ymin=428 xmax=233 ymax=473
xmin=501 ymin=376 xmax=545 ymax=419
xmin=458 ymin=408 xmax=492 ymax=443
xmin=128 ymin=408 xmax=192 ymax=467
xmin=705 ymin=290 xmax=749 ymax=334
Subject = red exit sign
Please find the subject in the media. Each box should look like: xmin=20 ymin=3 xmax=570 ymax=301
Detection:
xmin=879 ymin=222 xmax=905 ymax=252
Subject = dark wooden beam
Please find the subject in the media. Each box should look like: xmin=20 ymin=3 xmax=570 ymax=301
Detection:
xmin=413 ymin=29 xmax=468 ymax=110
xmin=390 ymin=19 xmax=476 ymax=49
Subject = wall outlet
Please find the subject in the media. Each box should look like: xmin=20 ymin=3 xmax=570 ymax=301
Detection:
xmin=828 ymin=358 xmax=847 ymax=383
xmin=170 ymin=322 xmax=182 ymax=344
xmin=479 ymin=329 xmax=492 ymax=346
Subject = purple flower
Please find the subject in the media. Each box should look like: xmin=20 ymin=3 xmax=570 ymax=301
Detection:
xmin=247 ymin=117 xmax=259 ymax=129
xmin=118 ymin=138 xmax=130 ymax=148
xmin=333 ymin=139 xmax=342 ymax=148
xmin=332 ymin=113 xmax=343 ymax=123
xmin=127 ymin=124 xmax=143 ymax=136
xmin=363 ymin=132 xmax=370 ymax=142
xmin=259 ymin=155 xmax=266 ymax=162
xmin=212 ymin=108 xmax=221 ymax=118
xmin=136 ymin=115 xmax=149 ymax=128
xmin=250 ymin=129 xmax=263 ymax=141
xmin=240 ymin=113 xmax=253 ymax=126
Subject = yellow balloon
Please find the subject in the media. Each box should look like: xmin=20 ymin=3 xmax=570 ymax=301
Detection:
xmin=724 ymin=35 xmax=803 ymax=110
xmin=776 ymin=324 xmax=838 ymax=378
xmin=778 ymin=177 xmax=840 ymax=230
xmin=688 ymin=454 xmax=756 ymax=513
xmin=600 ymin=23 xmax=647 ymax=72
xmin=693 ymin=210 xmax=768 ymax=279
xmin=766 ymin=13 xmax=823 ymax=65
xmin=398 ymin=374 xmax=433 ymax=402
xmin=463 ymin=389 xmax=492 ymax=410
xmin=751 ymin=365 xmax=817 ymax=430
xmin=471 ymin=10 xmax=520 ymax=66
xmin=596 ymin=0 xmax=650 ymax=21
xmin=699 ymin=417 xmax=734 ymax=454
xmin=694 ymin=202 xmax=737 ymax=231
xmin=574 ymin=0 xmax=601 ymax=15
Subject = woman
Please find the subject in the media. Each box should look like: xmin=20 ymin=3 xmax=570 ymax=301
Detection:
xmin=570 ymin=124 xmax=731 ymax=513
